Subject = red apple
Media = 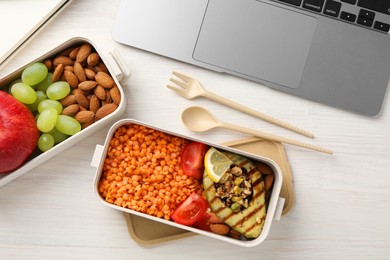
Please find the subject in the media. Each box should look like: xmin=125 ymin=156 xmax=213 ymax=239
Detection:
xmin=0 ymin=91 xmax=39 ymax=174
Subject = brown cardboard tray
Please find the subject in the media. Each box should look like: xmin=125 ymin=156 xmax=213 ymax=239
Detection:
xmin=123 ymin=137 xmax=294 ymax=246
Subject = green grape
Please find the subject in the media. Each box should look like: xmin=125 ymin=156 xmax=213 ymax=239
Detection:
xmin=38 ymin=99 xmax=63 ymax=114
xmin=38 ymin=133 xmax=55 ymax=152
xmin=21 ymin=62 xmax=48 ymax=86
xmin=35 ymin=72 xmax=53 ymax=92
xmin=27 ymin=91 xmax=47 ymax=112
xmin=10 ymin=82 xmax=37 ymax=104
xmin=48 ymin=128 xmax=69 ymax=144
xmin=10 ymin=78 xmax=22 ymax=86
xmin=46 ymin=81 xmax=70 ymax=100
xmin=55 ymin=115 xmax=81 ymax=136
xmin=37 ymin=108 xmax=58 ymax=132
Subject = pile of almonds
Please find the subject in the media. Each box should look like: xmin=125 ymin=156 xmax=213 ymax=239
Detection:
xmin=42 ymin=42 xmax=121 ymax=129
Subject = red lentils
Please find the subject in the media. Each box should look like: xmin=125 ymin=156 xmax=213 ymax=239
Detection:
xmin=98 ymin=123 xmax=204 ymax=220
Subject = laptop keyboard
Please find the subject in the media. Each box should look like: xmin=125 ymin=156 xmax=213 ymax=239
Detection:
xmin=272 ymin=0 xmax=390 ymax=33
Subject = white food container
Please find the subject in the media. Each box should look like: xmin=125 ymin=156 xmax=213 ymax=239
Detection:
xmin=0 ymin=37 xmax=129 ymax=187
xmin=91 ymin=119 xmax=284 ymax=247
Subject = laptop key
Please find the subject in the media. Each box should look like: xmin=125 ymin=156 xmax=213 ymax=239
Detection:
xmin=359 ymin=9 xmax=375 ymax=20
xmin=357 ymin=0 xmax=390 ymax=15
xmin=303 ymin=0 xmax=325 ymax=12
xmin=277 ymin=0 xmax=302 ymax=6
xmin=357 ymin=16 xmax=373 ymax=27
xmin=340 ymin=11 xmax=357 ymax=22
xmin=323 ymin=0 xmax=341 ymax=17
xmin=276 ymin=0 xmax=387 ymax=33
xmin=374 ymin=21 xmax=390 ymax=32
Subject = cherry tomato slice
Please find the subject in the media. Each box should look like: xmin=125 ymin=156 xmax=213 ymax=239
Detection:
xmin=171 ymin=192 xmax=208 ymax=226
xmin=193 ymin=210 xmax=223 ymax=231
xmin=193 ymin=212 xmax=212 ymax=231
xmin=180 ymin=141 xmax=208 ymax=179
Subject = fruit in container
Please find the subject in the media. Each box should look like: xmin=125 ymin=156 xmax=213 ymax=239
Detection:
xmin=21 ymin=62 xmax=48 ymax=86
xmin=0 ymin=91 xmax=39 ymax=174
xmin=46 ymin=81 xmax=70 ymax=100
xmin=10 ymin=82 xmax=37 ymax=104
xmin=0 ymin=41 xmax=124 ymax=180
xmin=3 ymin=42 xmax=121 ymax=155
xmin=37 ymin=133 xmax=55 ymax=152
xmin=37 ymin=107 xmax=59 ymax=133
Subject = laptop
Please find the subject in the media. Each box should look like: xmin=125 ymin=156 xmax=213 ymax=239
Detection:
xmin=0 ymin=0 xmax=71 ymax=66
xmin=112 ymin=0 xmax=390 ymax=116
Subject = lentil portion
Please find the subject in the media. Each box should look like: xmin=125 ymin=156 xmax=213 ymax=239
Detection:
xmin=98 ymin=123 xmax=203 ymax=220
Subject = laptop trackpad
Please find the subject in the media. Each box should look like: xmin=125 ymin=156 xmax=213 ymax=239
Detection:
xmin=193 ymin=0 xmax=317 ymax=89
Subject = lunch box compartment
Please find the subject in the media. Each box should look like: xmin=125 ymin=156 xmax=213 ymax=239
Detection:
xmin=91 ymin=119 xmax=284 ymax=247
xmin=0 ymin=37 xmax=128 ymax=187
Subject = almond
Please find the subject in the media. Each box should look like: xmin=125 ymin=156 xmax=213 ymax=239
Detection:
xmin=103 ymin=89 xmax=112 ymax=105
xmin=60 ymin=72 xmax=67 ymax=81
xmin=58 ymin=47 xmax=73 ymax=57
xmin=79 ymin=88 xmax=92 ymax=96
xmin=87 ymin=52 xmax=100 ymax=66
xmin=60 ymin=94 xmax=76 ymax=106
xmin=52 ymin=63 xmax=64 ymax=82
xmin=96 ymin=62 xmax=109 ymax=73
xmin=94 ymin=85 xmax=106 ymax=100
xmin=43 ymin=59 xmax=52 ymax=71
xmin=95 ymin=103 xmax=117 ymax=121
xmin=69 ymin=46 xmax=80 ymax=60
xmin=210 ymin=224 xmax=230 ymax=235
xmin=79 ymin=106 xmax=87 ymax=111
xmin=76 ymin=43 xmax=92 ymax=63
xmin=91 ymin=65 xmax=103 ymax=73
xmin=64 ymin=65 xmax=73 ymax=72
xmin=264 ymin=174 xmax=274 ymax=191
xmin=53 ymin=56 xmax=74 ymax=66
xmin=109 ymin=86 xmax=121 ymax=105
xmin=75 ymin=89 xmax=89 ymax=109
xmin=84 ymin=68 xmax=96 ymax=80
xmin=64 ymin=70 xmax=79 ymax=88
xmin=255 ymin=162 xmax=274 ymax=175
xmin=207 ymin=212 xmax=224 ymax=224
xmin=81 ymin=119 xmax=94 ymax=129
xmin=89 ymin=95 xmax=100 ymax=113
xmin=73 ymin=62 xmax=86 ymax=82
xmin=61 ymin=104 xmax=80 ymax=116
xmin=78 ymin=80 xmax=98 ymax=91
xmin=95 ymin=71 xmax=115 ymax=89
xmin=229 ymin=229 xmax=242 ymax=239
xmin=75 ymin=110 xmax=95 ymax=123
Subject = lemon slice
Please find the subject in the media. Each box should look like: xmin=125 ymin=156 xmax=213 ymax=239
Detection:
xmin=204 ymin=147 xmax=233 ymax=183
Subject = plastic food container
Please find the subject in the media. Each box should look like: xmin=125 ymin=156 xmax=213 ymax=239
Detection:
xmin=0 ymin=37 xmax=128 ymax=187
xmin=91 ymin=119 xmax=285 ymax=247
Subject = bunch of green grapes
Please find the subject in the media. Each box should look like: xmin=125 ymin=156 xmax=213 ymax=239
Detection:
xmin=9 ymin=62 xmax=81 ymax=152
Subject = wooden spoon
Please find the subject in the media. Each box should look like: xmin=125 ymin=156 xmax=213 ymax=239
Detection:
xmin=181 ymin=106 xmax=333 ymax=155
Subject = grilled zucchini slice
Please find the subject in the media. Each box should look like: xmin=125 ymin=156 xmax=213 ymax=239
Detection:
xmin=203 ymin=151 xmax=266 ymax=239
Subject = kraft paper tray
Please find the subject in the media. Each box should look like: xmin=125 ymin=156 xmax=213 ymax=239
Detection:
xmin=123 ymin=137 xmax=295 ymax=246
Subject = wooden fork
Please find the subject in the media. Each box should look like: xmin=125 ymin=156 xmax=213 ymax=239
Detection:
xmin=167 ymin=71 xmax=314 ymax=138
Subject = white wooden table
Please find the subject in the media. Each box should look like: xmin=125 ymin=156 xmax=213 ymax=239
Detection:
xmin=1 ymin=1 xmax=389 ymax=259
